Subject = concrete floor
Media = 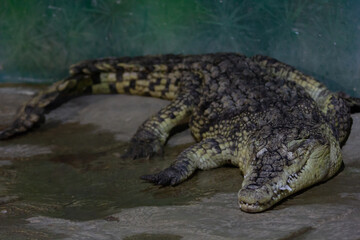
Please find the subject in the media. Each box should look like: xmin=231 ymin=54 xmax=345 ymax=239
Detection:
xmin=0 ymin=84 xmax=359 ymax=240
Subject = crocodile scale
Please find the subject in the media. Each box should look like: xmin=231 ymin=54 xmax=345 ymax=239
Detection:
xmin=1 ymin=53 xmax=360 ymax=212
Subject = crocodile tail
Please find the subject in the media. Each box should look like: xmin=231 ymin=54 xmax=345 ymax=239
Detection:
xmin=338 ymin=92 xmax=360 ymax=113
xmin=68 ymin=56 xmax=184 ymax=100
xmin=251 ymin=55 xmax=356 ymax=144
xmin=0 ymin=55 xmax=185 ymax=140
xmin=251 ymin=55 xmax=329 ymax=102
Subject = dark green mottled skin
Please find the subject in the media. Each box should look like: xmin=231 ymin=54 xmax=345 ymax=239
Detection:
xmin=1 ymin=53 xmax=359 ymax=212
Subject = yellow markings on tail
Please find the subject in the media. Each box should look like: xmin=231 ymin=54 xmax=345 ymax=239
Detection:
xmin=169 ymin=84 xmax=178 ymax=92
xmin=270 ymin=66 xmax=287 ymax=79
xmin=95 ymin=63 xmax=116 ymax=72
xmin=153 ymin=64 xmax=168 ymax=72
xmin=115 ymin=82 xmax=124 ymax=93
xmin=164 ymin=91 xmax=176 ymax=99
xmin=82 ymin=68 xmax=92 ymax=74
xmin=92 ymin=83 xmax=111 ymax=94
xmin=37 ymin=98 xmax=53 ymax=108
xmin=69 ymin=68 xmax=77 ymax=75
xmin=77 ymin=61 xmax=182 ymax=100
xmin=123 ymin=72 xmax=138 ymax=81
xmin=133 ymin=87 xmax=147 ymax=94
xmin=171 ymin=70 xmax=182 ymax=78
xmin=149 ymin=91 xmax=162 ymax=98
xmin=44 ymin=81 xmax=61 ymax=93
xmin=135 ymin=80 xmax=150 ymax=87
xmin=117 ymin=63 xmax=145 ymax=72
xmin=148 ymin=72 xmax=166 ymax=79
xmin=154 ymin=85 xmax=166 ymax=92
xmin=100 ymin=73 xmax=117 ymax=83
xmin=57 ymin=80 xmax=71 ymax=92
xmin=59 ymin=79 xmax=78 ymax=92
xmin=160 ymin=78 xmax=168 ymax=85
xmin=122 ymin=80 xmax=130 ymax=87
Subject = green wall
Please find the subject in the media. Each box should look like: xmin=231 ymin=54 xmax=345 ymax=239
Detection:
xmin=0 ymin=0 xmax=359 ymax=96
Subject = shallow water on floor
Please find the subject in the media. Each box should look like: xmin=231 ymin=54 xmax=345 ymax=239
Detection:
xmin=0 ymin=122 xmax=242 ymax=222
xmin=1 ymin=85 xmax=360 ymax=239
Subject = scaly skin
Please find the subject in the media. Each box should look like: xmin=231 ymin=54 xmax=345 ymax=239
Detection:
xmin=1 ymin=53 xmax=359 ymax=212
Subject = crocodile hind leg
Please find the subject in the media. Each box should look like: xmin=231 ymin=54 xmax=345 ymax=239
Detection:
xmin=122 ymin=95 xmax=193 ymax=159
xmin=123 ymin=71 xmax=202 ymax=159
xmin=141 ymin=136 xmax=236 ymax=185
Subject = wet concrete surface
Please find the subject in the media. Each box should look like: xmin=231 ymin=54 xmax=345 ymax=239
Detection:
xmin=0 ymin=84 xmax=359 ymax=240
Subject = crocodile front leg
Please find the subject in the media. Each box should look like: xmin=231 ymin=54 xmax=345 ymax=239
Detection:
xmin=141 ymin=136 xmax=237 ymax=185
xmin=123 ymin=71 xmax=202 ymax=159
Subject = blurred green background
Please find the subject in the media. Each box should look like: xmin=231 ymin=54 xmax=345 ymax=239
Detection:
xmin=0 ymin=0 xmax=359 ymax=96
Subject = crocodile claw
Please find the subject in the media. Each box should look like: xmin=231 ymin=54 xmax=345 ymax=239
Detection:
xmin=141 ymin=166 xmax=182 ymax=186
xmin=121 ymin=139 xmax=163 ymax=160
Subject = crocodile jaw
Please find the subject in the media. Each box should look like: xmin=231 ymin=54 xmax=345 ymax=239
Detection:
xmin=238 ymin=135 xmax=342 ymax=213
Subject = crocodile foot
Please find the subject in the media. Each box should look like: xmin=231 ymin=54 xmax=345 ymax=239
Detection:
xmin=141 ymin=166 xmax=183 ymax=186
xmin=121 ymin=138 xmax=163 ymax=160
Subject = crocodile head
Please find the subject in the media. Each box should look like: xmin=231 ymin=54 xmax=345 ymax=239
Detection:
xmin=238 ymin=128 xmax=342 ymax=213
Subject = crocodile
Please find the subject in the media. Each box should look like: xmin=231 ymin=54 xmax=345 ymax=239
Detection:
xmin=1 ymin=53 xmax=359 ymax=212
